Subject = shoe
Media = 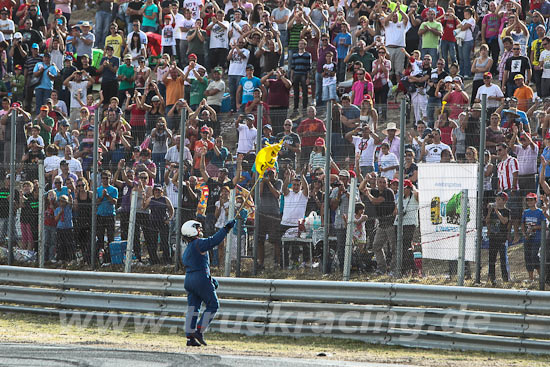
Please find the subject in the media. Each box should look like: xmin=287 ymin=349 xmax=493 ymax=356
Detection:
xmin=186 ymin=337 xmax=201 ymax=347
xmin=191 ymin=332 xmax=207 ymax=346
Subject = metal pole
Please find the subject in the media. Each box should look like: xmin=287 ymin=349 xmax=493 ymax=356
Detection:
xmin=124 ymin=190 xmax=138 ymax=273
xmin=540 ymin=219 xmax=547 ymax=291
xmin=343 ymin=177 xmax=357 ymax=281
xmin=38 ymin=160 xmax=45 ymax=268
xmin=7 ymin=111 xmax=16 ymax=265
xmin=458 ymin=189 xmax=468 ymax=286
xmin=323 ymin=100 xmax=333 ymax=274
xmin=252 ymin=104 xmax=263 ymax=275
xmin=475 ymin=94 xmax=487 ymax=284
xmin=90 ymin=108 xmax=100 ymax=268
xmin=174 ymin=109 xmax=187 ymax=271
xmin=224 ymin=188 xmax=236 ymax=276
xmin=396 ymin=98 xmax=406 ymax=278
xmin=236 ymin=217 xmax=243 ymax=277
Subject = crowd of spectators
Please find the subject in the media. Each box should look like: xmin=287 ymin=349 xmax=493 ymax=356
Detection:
xmin=0 ymin=0 xmax=549 ymax=284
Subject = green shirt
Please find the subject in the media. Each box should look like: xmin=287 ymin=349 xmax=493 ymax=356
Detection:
xmin=34 ymin=116 xmax=54 ymax=145
xmin=9 ymin=75 xmax=25 ymax=96
xmin=348 ymin=52 xmax=375 ymax=73
xmin=141 ymin=3 xmax=159 ymax=28
xmin=419 ymin=21 xmax=442 ymax=49
xmin=288 ymin=23 xmax=304 ymax=50
xmin=117 ymin=63 xmax=135 ymax=91
xmin=190 ymin=76 xmax=208 ymax=106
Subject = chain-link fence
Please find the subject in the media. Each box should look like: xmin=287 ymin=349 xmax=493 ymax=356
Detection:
xmin=1 ymin=102 xmax=549 ymax=290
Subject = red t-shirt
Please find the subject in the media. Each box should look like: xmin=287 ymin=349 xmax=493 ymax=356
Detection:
xmin=128 ymin=104 xmax=146 ymax=127
xmin=441 ymin=18 xmax=459 ymax=42
xmin=421 ymin=6 xmax=445 ymax=20
xmin=266 ymin=79 xmax=290 ymax=108
xmin=445 ymin=91 xmax=468 ymax=119
xmin=296 ymin=118 xmax=326 ymax=146
xmin=193 ymin=138 xmax=214 ymax=169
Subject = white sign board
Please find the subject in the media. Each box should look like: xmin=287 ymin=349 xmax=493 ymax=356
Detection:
xmin=418 ymin=163 xmax=478 ymax=261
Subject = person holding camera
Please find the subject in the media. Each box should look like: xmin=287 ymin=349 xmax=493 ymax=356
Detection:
xmin=485 ymin=192 xmax=511 ymax=284
xmin=522 ymin=192 xmax=545 ymax=282
xmin=421 ymin=128 xmax=452 ymax=163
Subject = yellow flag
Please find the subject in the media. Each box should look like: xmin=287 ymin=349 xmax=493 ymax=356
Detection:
xmin=441 ymin=101 xmax=447 ymax=114
xmin=254 ymin=140 xmax=284 ymax=178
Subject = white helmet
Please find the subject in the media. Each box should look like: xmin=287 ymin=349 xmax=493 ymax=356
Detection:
xmin=181 ymin=220 xmax=202 ymax=237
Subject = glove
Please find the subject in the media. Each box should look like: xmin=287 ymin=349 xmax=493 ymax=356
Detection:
xmin=224 ymin=219 xmax=236 ymax=231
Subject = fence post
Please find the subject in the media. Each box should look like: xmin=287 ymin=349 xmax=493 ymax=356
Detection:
xmin=458 ymin=189 xmax=468 ymax=286
xmin=224 ymin=188 xmax=236 ymax=277
xmin=7 ymin=110 xmax=16 ymax=265
xmin=124 ymin=190 xmax=138 ymax=273
xmin=174 ymin=109 xmax=187 ymax=271
xmin=90 ymin=109 xmax=100 ymax=269
xmin=252 ymin=104 xmax=263 ymax=275
xmin=475 ymin=94 xmax=487 ymax=284
xmin=540 ymin=219 xmax=547 ymax=291
xmin=396 ymin=98 xmax=406 ymax=278
xmin=323 ymin=100 xmax=333 ymax=274
xmin=38 ymin=160 xmax=45 ymax=268
xmin=343 ymin=177 xmax=357 ymax=281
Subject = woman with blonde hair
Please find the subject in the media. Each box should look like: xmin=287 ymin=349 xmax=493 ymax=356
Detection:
xmin=359 ymin=97 xmax=378 ymax=132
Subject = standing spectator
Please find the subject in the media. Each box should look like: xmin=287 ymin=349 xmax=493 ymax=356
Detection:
xmin=261 ymin=68 xmax=291 ymax=133
xmin=257 ymin=169 xmax=282 ymax=269
xmin=372 ymin=47 xmax=391 ymax=121
xmin=481 ymin=1 xmax=501 ymax=75
xmin=290 ymin=39 xmax=311 ymax=115
xmin=276 ymin=119 xmax=301 ymax=169
xmin=511 ymin=127 xmax=538 ymax=199
xmin=382 ymin=4 xmax=407 ymax=81
xmin=19 ymin=181 xmax=36 ymax=251
xmin=422 ymin=128 xmax=452 ymax=163
xmin=333 ymin=22 xmax=351 ymax=83
xmin=34 ymin=105 xmax=55 ymax=146
xmin=321 ymin=51 xmax=337 ymax=105
xmin=97 ymin=46 xmax=120 ymax=107
xmin=418 ymin=9 xmax=442 ymax=68
xmin=408 ymin=54 xmax=432 ymax=124
xmin=345 ymin=124 xmax=380 ymax=175
xmin=522 ymin=192 xmax=544 ymax=281
xmin=105 ymin=23 xmax=124 ymax=58
xmin=272 ymin=0 xmax=290 ymax=66
xmin=33 ymin=53 xmax=58 ymax=115
xmin=530 ymin=25 xmax=546 ymax=97
xmin=363 ymin=176 xmax=395 ymax=275
xmin=0 ymin=7 xmax=14 ymax=43
xmin=485 ymin=192 xmax=511 ymax=284
xmin=55 ymin=194 xmax=74 ymax=262
xmin=236 ymin=64 xmax=262 ymax=112
xmin=117 ymin=54 xmax=136 ymax=106
xmin=474 ymin=72 xmax=504 ymax=115
xmin=351 ymin=68 xmax=374 ymax=106
xmin=235 ymin=113 xmax=257 ymax=161
xmin=151 ymin=117 xmax=172 ymax=182
xmin=143 ymin=185 xmax=174 ymax=264
xmin=378 ymin=142 xmax=399 ymax=180
xmin=95 ymin=0 xmax=113 ymax=48
xmin=161 ymin=14 xmax=177 ymax=56
xmin=457 ymin=7 xmax=475 ymax=79
xmin=296 ymin=106 xmax=326 ymax=168
xmin=539 ymin=36 xmax=550 ymax=98
xmin=496 ymin=142 xmax=521 ymax=243
xmin=204 ymin=66 xmax=225 ymax=114
xmin=471 ymin=45 xmax=493 ymax=106
xmin=207 ymin=10 xmax=229 ymax=71
xmin=63 ymin=70 xmax=93 ymax=124
xmin=73 ymin=177 xmax=93 ymax=264
xmin=315 ymin=33 xmax=337 ymax=107
xmin=503 ymin=42 xmax=531 ymax=97
xmin=442 ymin=77 xmax=469 ymax=119
xmin=512 ymin=74 xmax=534 ymax=112
xmin=439 ymin=8 xmax=459 ymax=66
xmin=74 ymin=21 xmax=95 ymax=65
xmin=187 ymin=19 xmax=206 ymax=66
xmin=227 ymin=40 xmax=250 ymax=112
xmin=394 ymin=179 xmax=418 ymax=275
xmin=140 ymin=0 xmax=159 ymax=32
xmin=96 ymin=170 xmax=118 ymax=264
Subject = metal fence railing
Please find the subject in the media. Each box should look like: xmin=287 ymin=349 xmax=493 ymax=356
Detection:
xmin=1 ymin=266 xmax=549 ymax=355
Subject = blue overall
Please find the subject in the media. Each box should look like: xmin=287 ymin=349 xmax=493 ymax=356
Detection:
xmin=182 ymin=227 xmax=229 ymax=336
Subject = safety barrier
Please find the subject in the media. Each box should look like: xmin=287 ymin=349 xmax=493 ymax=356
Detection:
xmin=0 ymin=266 xmax=549 ymax=355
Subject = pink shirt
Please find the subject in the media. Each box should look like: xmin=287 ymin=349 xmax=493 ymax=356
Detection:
xmin=351 ymin=80 xmax=373 ymax=106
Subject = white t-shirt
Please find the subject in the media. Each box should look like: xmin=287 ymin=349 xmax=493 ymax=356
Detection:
xmin=0 ymin=19 xmax=14 ymax=40
xmin=475 ymin=84 xmax=504 ymax=108
xmin=540 ymin=49 xmax=550 ymax=79
xmin=379 ymin=152 xmax=399 ymax=179
xmin=351 ymin=136 xmax=375 ymax=167
xmin=178 ymin=18 xmax=196 ymax=40
xmin=65 ymin=157 xmax=83 ymax=175
xmin=215 ymin=200 xmax=229 ymax=228
xmin=165 ymin=145 xmax=192 ymax=162
xmin=44 ymin=155 xmax=61 ymax=173
xmin=228 ymin=48 xmax=250 ymax=76
xmin=210 ymin=21 xmax=229 ymax=49
xmin=161 ymin=24 xmax=176 ymax=46
xmin=229 ymin=20 xmax=247 ymax=45
xmin=384 ymin=20 xmax=406 ymax=47
xmin=172 ymin=13 xmax=186 ymax=40
xmin=182 ymin=63 xmax=207 ymax=86
xmin=183 ymin=0 xmax=203 ymax=20
xmin=322 ymin=62 xmax=337 ymax=86
xmin=281 ymin=190 xmax=308 ymax=226
xmin=127 ymin=30 xmax=148 ymax=45
xmin=424 ymin=142 xmax=451 ymax=163
xmin=27 ymin=135 xmax=44 ymax=146
xmin=236 ymin=123 xmax=257 ymax=154
xmin=68 ymin=80 xmax=89 ymax=111
xmin=206 ymin=79 xmax=225 ymax=106
xmin=460 ymin=18 xmax=475 ymax=42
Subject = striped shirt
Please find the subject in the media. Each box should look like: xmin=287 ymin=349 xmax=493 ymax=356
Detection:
xmin=291 ymin=51 xmax=311 ymax=75
xmin=288 ymin=23 xmax=304 ymax=50
xmin=24 ymin=56 xmax=42 ymax=75
xmin=497 ymin=155 xmax=519 ymax=191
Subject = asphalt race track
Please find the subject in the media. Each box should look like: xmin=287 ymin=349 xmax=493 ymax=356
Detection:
xmin=0 ymin=344 xmax=419 ymax=367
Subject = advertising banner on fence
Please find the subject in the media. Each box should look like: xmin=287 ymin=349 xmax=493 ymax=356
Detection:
xmin=418 ymin=163 xmax=478 ymax=261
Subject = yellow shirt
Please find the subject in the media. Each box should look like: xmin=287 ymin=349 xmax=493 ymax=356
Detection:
xmin=531 ymin=39 xmax=543 ymax=66
xmin=105 ymin=34 xmax=124 ymax=58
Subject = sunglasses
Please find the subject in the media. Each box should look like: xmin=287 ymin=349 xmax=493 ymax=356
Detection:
xmin=55 ymin=181 xmax=62 ymax=184
xmin=284 ymin=124 xmax=292 ymax=126
xmin=483 ymin=76 xmax=491 ymax=79
xmin=512 ymin=48 xmax=520 ymax=50
xmin=139 ymin=176 xmax=148 ymax=179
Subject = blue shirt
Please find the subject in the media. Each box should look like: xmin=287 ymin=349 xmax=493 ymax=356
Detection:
xmin=97 ymin=185 xmax=118 ymax=216
xmin=55 ymin=205 xmax=73 ymax=229
xmin=333 ymin=32 xmax=352 ymax=59
xmin=54 ymin=186 xmax=70 ymax=200
xmin=239 ymin=76 xmax=261 ymax=104
xmin=182 ymin=227 xmax=229 ymax=273
xmin=540 ymin=146 xmax=550 ymax=177
xmin=33 ymin=62 xmax=58 ymax=90
xmin=500 ymin=109 xmax=529 ymax=130
xmin=522 ymin=208 xmax=545 ymax=242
